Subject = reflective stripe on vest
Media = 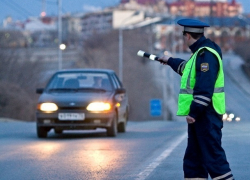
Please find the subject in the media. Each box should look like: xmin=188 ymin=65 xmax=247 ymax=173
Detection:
xmin=179 ymin=87 xmax=224 ymax=94
xmin=177 ymin=47 xmax=226 ymax=116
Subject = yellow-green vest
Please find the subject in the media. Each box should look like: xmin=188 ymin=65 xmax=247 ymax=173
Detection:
xmin=177 ymin=47 xmax=225 ymax=116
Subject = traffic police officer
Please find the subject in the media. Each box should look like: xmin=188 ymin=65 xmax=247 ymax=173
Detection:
xmin=159 ymin=19 xmax=234 ymax=180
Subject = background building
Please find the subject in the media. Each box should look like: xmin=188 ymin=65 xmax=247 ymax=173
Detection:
xmin=154 ymin=16 xmax=249 ymax=53
xmin=168 ymin=0 xmax=242 ymax=17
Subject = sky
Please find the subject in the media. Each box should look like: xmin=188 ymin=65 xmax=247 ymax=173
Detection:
xmin=0 ymin=0 xmax=120 ymax=22
xmin=0 ymin=0 xmax=249 ymax=23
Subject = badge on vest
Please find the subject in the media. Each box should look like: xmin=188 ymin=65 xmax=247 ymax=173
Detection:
xmin=201 ymin=63 xmax=209 ymax=72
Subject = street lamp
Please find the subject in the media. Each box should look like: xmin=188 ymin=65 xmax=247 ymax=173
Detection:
xmin=119 ymin=27 xmax=123 ymax=82
xmin=119 ymin=11 xmax=140 ymax=82
xmin=58 ymin=0 xmax=62 ymax=70
xmin=60 ymin=44 xmax=66 ymax=50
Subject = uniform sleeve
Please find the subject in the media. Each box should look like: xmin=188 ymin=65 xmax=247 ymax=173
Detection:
xmin=188 ymin=50 xmax=219 ymax=119
xmin=167 ymin=57 xmax=186 ymax=76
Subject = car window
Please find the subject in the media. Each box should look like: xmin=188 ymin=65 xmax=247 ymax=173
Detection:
xmin=110 ymin=74 xmax=118 ymax=89
xmin=115 ymin=73 xmax=123 ymax=87
xmin=112 ymin=74 xmax=122 ymax=88
xmin=46 ymin=72 xmax=113 ymax=91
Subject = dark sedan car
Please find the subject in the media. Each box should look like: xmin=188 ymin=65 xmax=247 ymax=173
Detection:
xmin=36 ymin=69 xmax=129 ymax=138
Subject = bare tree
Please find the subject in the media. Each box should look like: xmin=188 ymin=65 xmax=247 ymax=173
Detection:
xmin=0 ymin=30 xmax=27 ymax=48
xmin=0 ymin=49 xmax=45 ymax=121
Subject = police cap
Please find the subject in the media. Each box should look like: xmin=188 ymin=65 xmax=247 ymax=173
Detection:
xmin=177 ymin=18 xmax=209 ymax=33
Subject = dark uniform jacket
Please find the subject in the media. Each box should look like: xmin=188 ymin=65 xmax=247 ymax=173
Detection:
xmin=167 ymin=36 xmax=222 ymax=120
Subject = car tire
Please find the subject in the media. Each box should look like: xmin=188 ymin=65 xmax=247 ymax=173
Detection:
xmin=118 ymin=109 xmax=128 ymax=133
xmin=37 ymin=126 xmax=48 ymax=138
xmin=107 ymin=114 xmax=117 ymax=137
xmin=118 ymin=117 xmax=126 ymax=133
xmin=118 ymin=122 xmax=126 ymax=133
xmin=54 ymin=129 xmax=63 ymax=134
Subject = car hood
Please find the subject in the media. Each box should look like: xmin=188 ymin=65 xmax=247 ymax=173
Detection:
xmin=38 ymin=92 xmax=114 ymax=107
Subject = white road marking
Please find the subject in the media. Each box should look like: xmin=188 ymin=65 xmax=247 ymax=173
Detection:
xmin=135 ymin=132 xmax=187 ymax=180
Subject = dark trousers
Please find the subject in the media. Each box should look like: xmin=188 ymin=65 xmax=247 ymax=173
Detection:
xmin=183 ymin=108 xmax=233 ymax=179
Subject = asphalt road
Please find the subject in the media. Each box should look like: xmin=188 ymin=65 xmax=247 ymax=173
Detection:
xmin=1 ymin=53 xmax=250 ymax=180
xmin=0 ymin=120 xmax=187 ymax=180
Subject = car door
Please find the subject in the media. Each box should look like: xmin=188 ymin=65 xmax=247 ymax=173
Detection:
xmin=111 ymin=73 xmax=127 ymax=123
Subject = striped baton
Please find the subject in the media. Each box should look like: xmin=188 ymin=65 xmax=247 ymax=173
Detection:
xmin=137 ymin=50 xmax=162 ymax=62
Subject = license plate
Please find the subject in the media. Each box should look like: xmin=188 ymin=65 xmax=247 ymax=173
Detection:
xmin=58 ymin=113 xmax=85 ymax=120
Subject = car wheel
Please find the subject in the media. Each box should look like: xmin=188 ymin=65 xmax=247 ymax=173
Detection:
xmin=54 ymin=129 xmax=63 ymax=134
xmin=107 ymin=114 xmax=117 ymax=137
xmin=118 ymin=122 xmax=126 ymax=132
xmin=118 ymin=117 xmax=126 ymax=133
xmin=37 ymin=126 xmax=48 ymax=138
xmin=118 ymin=109 xmax=128 ymax=133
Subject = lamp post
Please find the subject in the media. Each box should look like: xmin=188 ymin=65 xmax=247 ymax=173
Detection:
xmin=118 ymin=11 xmax=140 ymax=82
xmin=58 ymin=0 xmax=62 ymax=70
xmin=119 ymin=27 xmax=123 ymax=82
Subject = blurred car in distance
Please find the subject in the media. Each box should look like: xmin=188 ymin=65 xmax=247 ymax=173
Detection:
xmin=36 ymin=69 xmax=129 ymax=138
xmin=222 ymin=110 xmax=241 ymax=122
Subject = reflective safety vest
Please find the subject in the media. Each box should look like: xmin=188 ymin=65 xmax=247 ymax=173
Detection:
xmin=177 ymin=47 xmax=225 ymax=116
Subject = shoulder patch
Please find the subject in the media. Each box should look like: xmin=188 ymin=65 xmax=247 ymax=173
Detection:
xmin=201 ymin=63 xmax=209 ymax=72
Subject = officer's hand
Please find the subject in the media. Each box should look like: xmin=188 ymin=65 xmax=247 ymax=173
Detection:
xmin=186 ymin=115 xmax=195 ymax=124
xmin=158 ymin=55 xmax=170 ymax=65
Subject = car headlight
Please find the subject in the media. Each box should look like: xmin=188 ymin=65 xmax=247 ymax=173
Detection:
xmin=38 ymin=103 xmax=58 ymax=112
xmin=87 ymin=102 xmax=111 ymax=112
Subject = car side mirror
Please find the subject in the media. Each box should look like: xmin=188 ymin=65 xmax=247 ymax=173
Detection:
xmin=36 ymin=88 xmax=44 ymax=94
xmin=116 ymin=88 xmax=126 ymax=94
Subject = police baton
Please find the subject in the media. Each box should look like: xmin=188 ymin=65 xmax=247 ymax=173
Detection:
xmin=137 ymin=50 xmax=163 ymax=63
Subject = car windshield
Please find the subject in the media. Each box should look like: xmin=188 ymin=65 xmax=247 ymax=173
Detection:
xmin=46 ymin=72 xmax=113 ymax=92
